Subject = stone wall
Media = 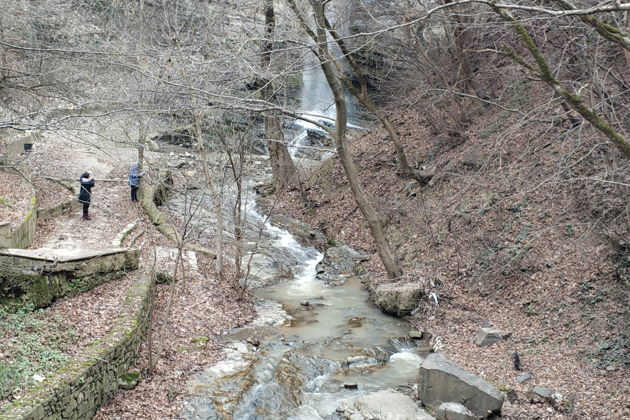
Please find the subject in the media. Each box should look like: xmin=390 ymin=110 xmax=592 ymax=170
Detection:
xmin=36 ymin=197 xmax=81 ymax=220
xmin=0 ymin=196 xmax=37 ymax=249
xmin=0 ymin=248 xmax=140 ymax=311
xmin=0 ymin=272 xmax=155 ymax=420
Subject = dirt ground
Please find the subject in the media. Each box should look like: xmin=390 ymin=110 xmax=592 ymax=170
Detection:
xmin=271 ymin=90 xmax=630 ymax=419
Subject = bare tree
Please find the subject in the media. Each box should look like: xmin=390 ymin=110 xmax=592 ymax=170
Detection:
xmin=261 ymin=0 xmax=298 ymax=190
xmin=287 ymin=0 xmax=403 ymax=280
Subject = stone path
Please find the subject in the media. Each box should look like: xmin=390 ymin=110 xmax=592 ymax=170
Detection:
xmin=38 ymin=182 xmax=136 ymax=250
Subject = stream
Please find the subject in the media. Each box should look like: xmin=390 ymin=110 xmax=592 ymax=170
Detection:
xmin=172 ymin=48 xmax=427 ymax=420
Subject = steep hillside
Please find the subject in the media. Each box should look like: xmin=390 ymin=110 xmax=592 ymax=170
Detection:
xmin=272 ymin=75 xmax=629 ymax=418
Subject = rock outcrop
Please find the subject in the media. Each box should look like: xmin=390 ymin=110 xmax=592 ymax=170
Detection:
xmin=418 ymin=353 xmax=504 ymax=418
xmin=372 ymin=281 xmax=424 ymax=316
xmin=315 ymin=245 xmax=368 ymax=285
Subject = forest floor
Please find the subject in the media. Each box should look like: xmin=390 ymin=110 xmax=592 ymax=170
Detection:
xmin=272 ymin=88 xmax=630 ymax=419
xmin=0 ymin=132 xmax=255 ymax=418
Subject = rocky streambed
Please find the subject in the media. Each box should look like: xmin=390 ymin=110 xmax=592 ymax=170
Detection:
xmin=179 ymin=201 xmax=430 ymax=419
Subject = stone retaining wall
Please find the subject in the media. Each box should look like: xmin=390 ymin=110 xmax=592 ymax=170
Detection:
xmin=36 ymin=197 xmax=81 ymax=220
xmin=0 ymin=272 xmax=156 ymax=420
xmin=0 ymin=248 xmax=140 ymax=311
xmin=0 ymin=196 xmax=37 ymax=249
xmin=5 ymin=134 xmax=37 ymax=158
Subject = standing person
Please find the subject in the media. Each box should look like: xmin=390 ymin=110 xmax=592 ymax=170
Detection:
xmin=78 ymin=172 xmax=95 ymax=220
xmin=128 ymin=162 xmax=144 ymax=202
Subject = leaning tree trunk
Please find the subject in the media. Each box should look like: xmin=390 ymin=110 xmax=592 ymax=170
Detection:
xmin=321 ymin=13 xmax=413 ymax=176
xmin=262 ymin=0 xmax=297 ymax=190
xmin=310 ymin=0 xmax=403 ymax=280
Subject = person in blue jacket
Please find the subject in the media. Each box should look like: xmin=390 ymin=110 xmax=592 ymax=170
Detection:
xmin=129 ymin=162 xmax=144 ymax=202
xmin=78 ymin=172 xmax=95 ymax=220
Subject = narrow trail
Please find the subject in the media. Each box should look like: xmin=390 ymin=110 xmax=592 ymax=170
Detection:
xmin=36 ymin=181 xmax=134 ymax=249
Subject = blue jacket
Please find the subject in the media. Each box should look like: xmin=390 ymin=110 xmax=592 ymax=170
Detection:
xmin=129 ymin=164 xmax=142 ymax=187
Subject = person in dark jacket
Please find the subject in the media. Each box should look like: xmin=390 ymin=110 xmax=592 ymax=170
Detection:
xmin=78 ymin=172 xmax=95 ymax=220
xmin=128 ymin=162 xmax=144 ymax=202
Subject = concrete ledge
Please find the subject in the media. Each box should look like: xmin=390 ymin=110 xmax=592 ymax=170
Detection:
xmin=0 ymin=272 xmax=156 ymax=420
xmin=0 ymin=247 xmax=140 ymax=311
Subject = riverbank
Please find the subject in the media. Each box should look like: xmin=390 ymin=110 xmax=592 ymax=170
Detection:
xmin=269 ymin=96 xmax=629 ymax=419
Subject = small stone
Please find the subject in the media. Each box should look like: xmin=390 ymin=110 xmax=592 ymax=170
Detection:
xmin=436 ymin=402 xmax=476 ymax=420
xmin=343 ymin=383 xmax=358 ymax=390
xmin=32 ymin=374 xmax=45 ymax=382
xmin=300 ymin=300 xmax=310 ymax=306
xmin=515 ymin=372 xmax=532 ymax=383
xmin=246 ymin=337 xmax=260 ymax=347
xmin=475 ymin=327 xmax=512 ymax=346
xmin=408 ymin=329 xmax=423 ymax=339
xmin=529 ymin=386 xmax=553 ymax=403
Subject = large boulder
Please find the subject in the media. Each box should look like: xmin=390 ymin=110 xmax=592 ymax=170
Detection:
xmin=337 ymin=389 xmax=434 ymax=420
xmin=418 ymin=353 xmax=504 ymax=418
xmin=373 ymin=281 xmax=424 ymax=316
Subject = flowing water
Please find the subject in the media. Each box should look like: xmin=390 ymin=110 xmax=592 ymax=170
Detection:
xmin=178 ymin=49 xmax=425 ymax=420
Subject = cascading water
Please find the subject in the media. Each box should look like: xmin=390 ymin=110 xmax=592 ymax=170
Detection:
xmin=178 ymin=17 xmax=427 ymax=420
xmin=289 ymin=44 xmax=362 ymax=161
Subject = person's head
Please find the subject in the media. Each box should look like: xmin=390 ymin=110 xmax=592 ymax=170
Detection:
xmin=81 ymin=172 xmax=90 ymax=179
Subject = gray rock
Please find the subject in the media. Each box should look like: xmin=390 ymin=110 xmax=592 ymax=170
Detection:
xmin=373 ymin=281 xmax=425 ymax=316
xmin=475 ymin=327 xmax=512 ymax=346
xmin=118 ymin=370 xmax=141 ymax=390
xmin=482 ymin=320 xmax=492 ymax=328
xmin=436 ymin=402 xmax=476 ymax=420
xmin=409 ymin=329 xmax=424 ymax=339
xmin=316 ymin=245 xmax=368 ymax=285
xmin=529 ymin=386 xmax=553 ymax=403
xmin=515 ymin=372 xmax=532 ymax=383
xmin=337 ymin=389 xmax=434 ymax=420
xmin=418 ymin=353 xmax=504 ymax=418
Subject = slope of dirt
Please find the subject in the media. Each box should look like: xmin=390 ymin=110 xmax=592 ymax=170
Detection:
xmin=0 ymin=171 xmax=34 ymax=227
xmin=271 ymin=83 xmax=630 ymax=419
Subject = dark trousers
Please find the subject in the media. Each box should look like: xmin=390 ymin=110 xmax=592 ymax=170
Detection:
xmin=131 ymin=185 xmax=139 ymax=201
xmin=82 ymin=202 xmax=90 ymax=217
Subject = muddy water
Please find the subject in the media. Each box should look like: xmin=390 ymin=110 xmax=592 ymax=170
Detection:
xmin=179 ymin=191 xmax=424 ymax=419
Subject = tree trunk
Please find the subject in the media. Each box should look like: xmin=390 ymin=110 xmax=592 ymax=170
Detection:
xmin=262 ymin=0 xmax=297 ymax=190
xmin=194 ymin=113 xmax=224 ymax=278
xmin=137 ymin=116 xmax=147 ymax=172
xmin=310 ymin=0 xmax=403 ymax=280
xmin=321 ymin=13 xmax=413 ymax=175
xmin=495 ymin=6 xmax=630 ymax=159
